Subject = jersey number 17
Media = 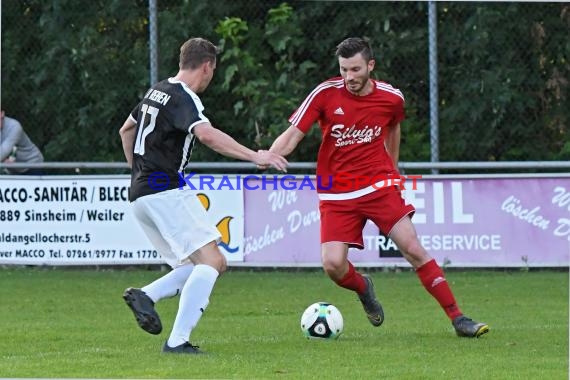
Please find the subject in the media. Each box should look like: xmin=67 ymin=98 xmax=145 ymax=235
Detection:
xmin=134 ymin=104 xmax=159 ymax=155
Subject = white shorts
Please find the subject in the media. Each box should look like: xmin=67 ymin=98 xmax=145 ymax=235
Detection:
xmin=132 ymin=188 xmax=222 ymax=268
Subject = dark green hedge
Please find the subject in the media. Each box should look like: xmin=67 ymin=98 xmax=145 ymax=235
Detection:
xmin=1 ymin=1 xmax=567 ymax=164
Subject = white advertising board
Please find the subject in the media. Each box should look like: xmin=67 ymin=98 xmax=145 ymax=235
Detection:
xmin=0 ymin=175 xmax=244 ymax=265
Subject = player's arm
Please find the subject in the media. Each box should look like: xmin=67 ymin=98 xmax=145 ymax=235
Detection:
xmin=119 ymin=117 xmax=137 ymax=168
xmin=269 ymin=125 xmax=306 ymax=157
xmin=385 ymin=123 xmax=401 ymax=167
xmin=193 ymin=122 xmax=288 ymax=172
xmin=0 ymin=119 xmax=22 ymax=162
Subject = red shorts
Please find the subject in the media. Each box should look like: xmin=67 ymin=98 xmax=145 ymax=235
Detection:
xmin=319 ymin=188 xmax=415 ymax=249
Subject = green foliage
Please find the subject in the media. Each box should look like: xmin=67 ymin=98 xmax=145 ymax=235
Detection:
xmin=438 ymin=3 xmax=569 ymax=161
xmin=213 ymin=3 xmax=320 ymax=161
xmin=210 ymin=1 xmax=432 ymax=163
xmin=1 ymin=1 xmax=567 ymax=163
xmin=2 ymin=0 xmax=149 ymax=162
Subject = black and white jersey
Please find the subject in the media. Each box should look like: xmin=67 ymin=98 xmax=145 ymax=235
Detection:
xmin=127 ymin=78 xmax=209 ymax=201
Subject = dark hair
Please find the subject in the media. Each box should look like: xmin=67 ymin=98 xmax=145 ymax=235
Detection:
xmin=335 ymin=37 xmax=374 ymax=62
xmin=179 ymin=37 xmax=220 ymax=70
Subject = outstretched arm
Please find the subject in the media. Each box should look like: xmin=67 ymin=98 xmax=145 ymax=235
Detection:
xmin=385 ymin=123 xmax=401 ymax=168
xmin=193 ymin=122 xmax=288 ymax=172
xmin=269 ymin=125 xmax=306 ymax=157
xmin=119 ymin=117 xmax=137 ymax=168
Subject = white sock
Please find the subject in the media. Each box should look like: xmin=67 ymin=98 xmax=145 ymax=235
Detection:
xmin=142 ymin=264 xmax=194 ymax=303
xmin=167 ymin=264 xmax=219 ymax=347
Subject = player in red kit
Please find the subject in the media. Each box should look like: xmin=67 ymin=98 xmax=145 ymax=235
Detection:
xmin=267 ymin=37 xmax=489 ymax=337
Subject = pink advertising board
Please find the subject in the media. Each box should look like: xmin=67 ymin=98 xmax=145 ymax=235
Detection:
xmin=243 ymin=175 xmax=570 ymax=267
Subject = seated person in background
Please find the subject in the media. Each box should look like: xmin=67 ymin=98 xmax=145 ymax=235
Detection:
xmin=0 ymin=110 xmax=44 ymax=174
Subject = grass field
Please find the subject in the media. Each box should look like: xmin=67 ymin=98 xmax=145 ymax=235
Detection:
xmin=0 ymin=268 xmax=567 ymax=379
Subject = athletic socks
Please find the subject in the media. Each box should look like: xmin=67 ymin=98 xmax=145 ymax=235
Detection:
xmin=335 ymin=261 xmax=367 ymax=294
xmin=416 ymin=259 xmax=462 ymax=320
xmin=167 ymin=264 xmax=219 ymax=348
xmin=142 ymin=264 xmax=194 ymax=303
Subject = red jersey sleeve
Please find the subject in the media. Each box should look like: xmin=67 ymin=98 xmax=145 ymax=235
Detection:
xmin=375 ymin=80 xmax=406 ymax=127
xmin=288 ymin=81 xmax=331 ymax=133
xmin=391 ymin=94 xmax=405 ymax=127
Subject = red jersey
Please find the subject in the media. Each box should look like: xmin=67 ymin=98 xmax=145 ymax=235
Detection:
xmin=289 ymin=77 xmax=405 ymax=200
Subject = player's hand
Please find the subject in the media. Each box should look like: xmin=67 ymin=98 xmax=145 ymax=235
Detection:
xmin=254 ymin=150 xmax=288 ymax=172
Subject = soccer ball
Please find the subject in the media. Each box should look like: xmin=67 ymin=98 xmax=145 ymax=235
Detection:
xmin=300 ymin=302 xmax=343 ymax=339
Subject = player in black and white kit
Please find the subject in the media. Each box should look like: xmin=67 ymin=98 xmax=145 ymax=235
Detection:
xmin=119 ymin=37 xmax=288 ymax=354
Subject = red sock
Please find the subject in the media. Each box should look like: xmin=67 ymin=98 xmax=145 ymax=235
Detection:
xmin=416 ymin=259 xmax=462 ymax=320
xmin=335 ymin=261 xmax=367 ymax=294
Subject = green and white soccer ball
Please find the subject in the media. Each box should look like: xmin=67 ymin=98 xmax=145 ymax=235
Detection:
xmin=300 ymin=302 xmax=343 ymax=339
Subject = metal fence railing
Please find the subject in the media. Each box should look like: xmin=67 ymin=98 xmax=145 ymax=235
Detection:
xmin=2 ymin=161 xmax=570 ymax=176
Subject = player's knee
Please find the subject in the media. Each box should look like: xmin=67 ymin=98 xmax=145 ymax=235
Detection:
xmin=218 ymin=254 xmax=227 ymax=274
xmin=400 ymin=239 xmax=429 ymax=264
xmin=197 ymin=250 xmax=226 ymax=274
xmin=322 ymin=257 xmax=344 ymax=279
xmin=210 ymin=253 xmax=226 ymax=274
